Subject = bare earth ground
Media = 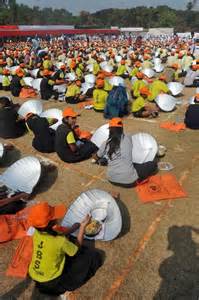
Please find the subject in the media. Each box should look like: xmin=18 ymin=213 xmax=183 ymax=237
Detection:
xmin=0 ymin=84 xmax=198 ymax=300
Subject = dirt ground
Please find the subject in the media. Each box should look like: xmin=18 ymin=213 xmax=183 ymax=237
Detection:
xmin=0 ymin=83 xmax=199 ymax=300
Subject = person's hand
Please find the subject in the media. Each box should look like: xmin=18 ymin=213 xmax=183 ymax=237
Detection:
xmin=80 ymin=214 xmax=91 ymax=228
xmin=20 ymin=193 xmax=30 ymax=201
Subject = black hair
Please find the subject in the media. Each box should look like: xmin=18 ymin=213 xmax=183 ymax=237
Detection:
xmin=36 ymin=220 xmax=58 ymax=236
xmin=0 ymin=97 xmax=12 ymax=108
xmin=106 ymin=127 xmax=124 ymax=160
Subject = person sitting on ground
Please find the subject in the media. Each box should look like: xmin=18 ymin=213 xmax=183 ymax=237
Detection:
xmin=40 ymin=70 xmax=59 ymax=101
xmin=148 ymin=75 xmax=169 ymax=101
xmin=93 ymin=118 xmax=157 ymax=188
xmin=131 ymin=72 xmax=147 ymax=98
xmin=55 ymin=107 xmax=98 ymax=163
xmin=0 ymin=183 xmax=29 ymax=215
xmin=130 ymin=61 xmax=142 ymax=78
xmin=2 ymin=69 xmax=11 ymax=91
xmin=104 ymin=83 xmax=129 ymax=119
xmin=0 ymin=96 xmax=26 ymax=139
xmin=51 ymin=64 xmax=66 ymax=84
xmin=10 ymin=68 xmax=25 ymax=97
xmin=93 ymin=118 xmax=139 ymax=188
xmin=116 ymin=60 xmax=128 ymax=78
xmin=131 ymin=87 xmax=159 ymax=118
xmin=28 ymin=202 xmax=102 ymax=296
xmin=42 ymin=55 xmax=53 ymax=70
xmin=25 ymin=113 xmax=56 ymax=153
xmin=184 ymin=64 xmax=199 ymax=87
xmin=93 ymin=79 xmax=108 ymax=112
xmin=65 ymin=80 xmax=84 ymax=104
xmin=97 ymin=73 xmax=113 ymax=92
xmin=184 ymin=93 xmax=199 ymax=129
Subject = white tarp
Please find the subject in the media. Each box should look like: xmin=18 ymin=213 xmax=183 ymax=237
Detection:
xmin=148 ymin=28 xmax=174 ymax=35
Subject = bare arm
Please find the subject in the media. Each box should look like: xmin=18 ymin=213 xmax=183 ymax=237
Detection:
xmin=68 ymin=143 xmax=78 ymax=152
xmin=76 ymin=215 xmax=91 ymax=247
xmin=0 ymin=192 xmax=30 ymax=207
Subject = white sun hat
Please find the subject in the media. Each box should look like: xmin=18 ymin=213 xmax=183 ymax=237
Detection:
xmin=0 ymin=143 xmax=4 ymax=159
xmin=167 ymin=82 xmax=184 ymax=96
xmin=7 ymin=65 xmax=19 ymax=74
xmin=61 ymin=189 xmax=122 ymax=241
xmin=189 ymin=96 xmax=195 ymax=105
xmin=23 ymin=77 xmax=33 ymax=87
xmin=65 ymin=72 xmax=76 ymax=81
xmin=109 ymin=76 xmax=125 ymax=87
xmin=18 ymin=99 xmax=43 ymax=118
xmin=81 ymin=82 xmax=94 ymax=95
xmin=100 ymin=62 xmax=113 ymax=73
xmin=115 ymin=55 xmax=122 ymax=63
xmin=100 ymin=61 xmax=108 ymax=69
xmin=142 ymin=68 xmax=155 ymax=78
xmin=86 ymin=64 xmax=94 ymax=72
xmin=132 ymin=133 xmax=158 ymax=164
xmin=32 ymin=78 xmax=42 ymax=91
xmin=0 ymin=156 xmax=41 ymax=194
xmin=53 ymin=84 xmax=66 ymax=94
xmin=40 ymin=108 xmax=62 ymax=130
xmin=155 ymin=93 xmax=176 ymax=112
xmin=85 ymin=74 xmax=96 ymax=84
xmin=91 ymin=124 xmax=109 ymax=148
xmin=29 ymin=68 xmax=39 ymax=78
xmin=154 ymin=64 xmax=164 ymax=73
xmin=153 ymin=58 xmax=161 ymax=65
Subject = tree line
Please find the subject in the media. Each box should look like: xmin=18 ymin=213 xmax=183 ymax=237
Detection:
xmin=0 ymin=0 xmax=198 ymax=31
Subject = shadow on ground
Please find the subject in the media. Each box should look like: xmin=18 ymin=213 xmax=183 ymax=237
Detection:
xmin=0 ymin=147 xmax=21 ymax=168
xmin=0 ymin=277 xmax=32 ymax=300
xmin=116 ymin=196 xmax=131 ymax=238
xmin=154 ymin=225 xmax=199 ymax=300
xmin=33 ymin=165 xmax=58 ymax=196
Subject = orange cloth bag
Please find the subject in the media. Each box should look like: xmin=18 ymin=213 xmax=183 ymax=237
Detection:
xmin=6 ymin=236 xmax=33 ymax=278
xmin=160 ymin=121 xmax=186 ymax=132
xmin=136 ymin=173 xmax=187 ymax=203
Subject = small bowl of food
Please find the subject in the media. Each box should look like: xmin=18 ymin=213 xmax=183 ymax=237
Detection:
xmin=85 ymin=219 xmax=102 ymax=237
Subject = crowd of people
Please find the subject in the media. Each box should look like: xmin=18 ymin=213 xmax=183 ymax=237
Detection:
xmin=0 ymin=33 xmax=199 ymax=298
